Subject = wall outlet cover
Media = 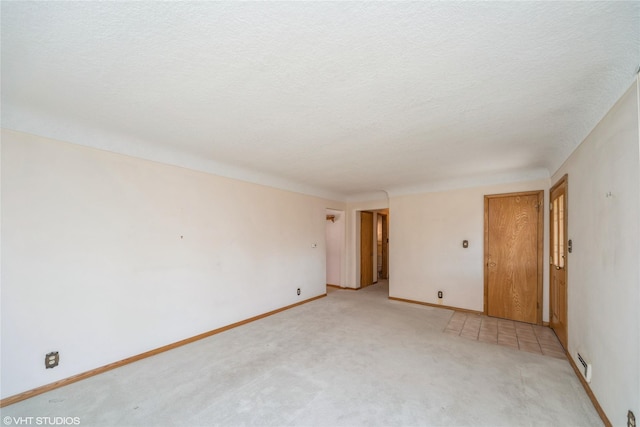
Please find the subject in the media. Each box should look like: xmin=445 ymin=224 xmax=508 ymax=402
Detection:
xmin=45 ymin=351 xmax=59 ymax=369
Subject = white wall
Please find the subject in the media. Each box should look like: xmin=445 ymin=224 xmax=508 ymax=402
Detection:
xmin=0 ymin=130 xmax=335 ymax=399
xmin=550 ymin=80 xmax=639 ymax=426
xmin=389 ymin=179 xmax=550 ymax=316
xmin=325 ymin=209 xmax=345 ymax=286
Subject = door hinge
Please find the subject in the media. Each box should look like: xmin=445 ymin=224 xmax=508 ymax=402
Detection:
xmin=549 ymin=256 xmax=553 ymax=264
xmin=549 ymin=202 xmax=553 ymax=211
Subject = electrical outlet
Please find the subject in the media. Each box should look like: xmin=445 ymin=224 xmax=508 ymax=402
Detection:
xmin=297 ymin=288 xmax=301 ymax=296
xmin=45 ymin=351 xmax=59 ymax=369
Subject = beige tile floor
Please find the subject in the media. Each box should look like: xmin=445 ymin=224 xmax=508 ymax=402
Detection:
xmin=444 ymin=311 xmax=566 ymax=359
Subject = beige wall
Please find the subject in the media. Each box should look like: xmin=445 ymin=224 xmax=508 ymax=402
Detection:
xmin=0 ymin=130 xmax=337 ymax=398
xmin=389 ymin=179 xmax=550 ymax=316
xmin=325 ymin=209 xmax=345 ymax=286
xmin=550 ymin=80 xmax=639 ymax=426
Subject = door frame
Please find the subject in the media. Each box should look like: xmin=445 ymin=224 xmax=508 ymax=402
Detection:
xmin=359 ymin=211 xmax=374 ymax=288
xmin=549 ymin=175 xmax=568 ymax=348
xmin=381 ymin=213 xmax=388 ymax=279
xmin=483 ymin=190 xmax=544 ymax=324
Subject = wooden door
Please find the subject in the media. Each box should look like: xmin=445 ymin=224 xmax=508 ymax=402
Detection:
xmin=485 ymin=191 xmax=543 ymax=323
xmin=550 ymin=176 xmax=568 ymax=348
xmin=360 ymin=211 xmax=374 ymax=287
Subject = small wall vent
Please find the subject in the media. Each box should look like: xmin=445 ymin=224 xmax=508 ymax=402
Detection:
xmin=576 ymin=352 xmax=592 ymax=383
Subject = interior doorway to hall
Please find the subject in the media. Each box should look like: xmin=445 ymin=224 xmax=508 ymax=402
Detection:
xmin=360 ymin=209 xmax=389 ymax=289
xmin=325 ymin=208 xmax=344 ymax=289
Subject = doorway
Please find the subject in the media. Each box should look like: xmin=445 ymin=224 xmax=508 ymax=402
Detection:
xmin=359 ymin=209 xmax=389 ymax=289
xmin=549 ymin=176 xmax=568 ymax=349
xmin=484 ymin=191 xmax=544 ymax=324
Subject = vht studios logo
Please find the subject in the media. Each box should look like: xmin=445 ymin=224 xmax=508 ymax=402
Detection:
xmin=3 ymin=416 xmax=80 ymax=425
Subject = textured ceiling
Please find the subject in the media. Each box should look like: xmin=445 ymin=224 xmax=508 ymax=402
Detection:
xmin=2 ymin=2 xmax=639 ymax=200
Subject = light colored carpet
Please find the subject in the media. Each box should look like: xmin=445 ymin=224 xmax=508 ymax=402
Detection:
xmin=1 ymin=281 xmax=602 ymax=426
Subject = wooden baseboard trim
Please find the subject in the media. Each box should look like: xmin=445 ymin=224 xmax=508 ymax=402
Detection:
xmin=327 ymin=284 xmax=359 ymax=291
xmin=388 ymin=296 xmax=483 ymax=315
xmin=0 ymin=293 xmax=326 ymax=408
xmin=566 ymin=350 xmax=611 ymax=427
